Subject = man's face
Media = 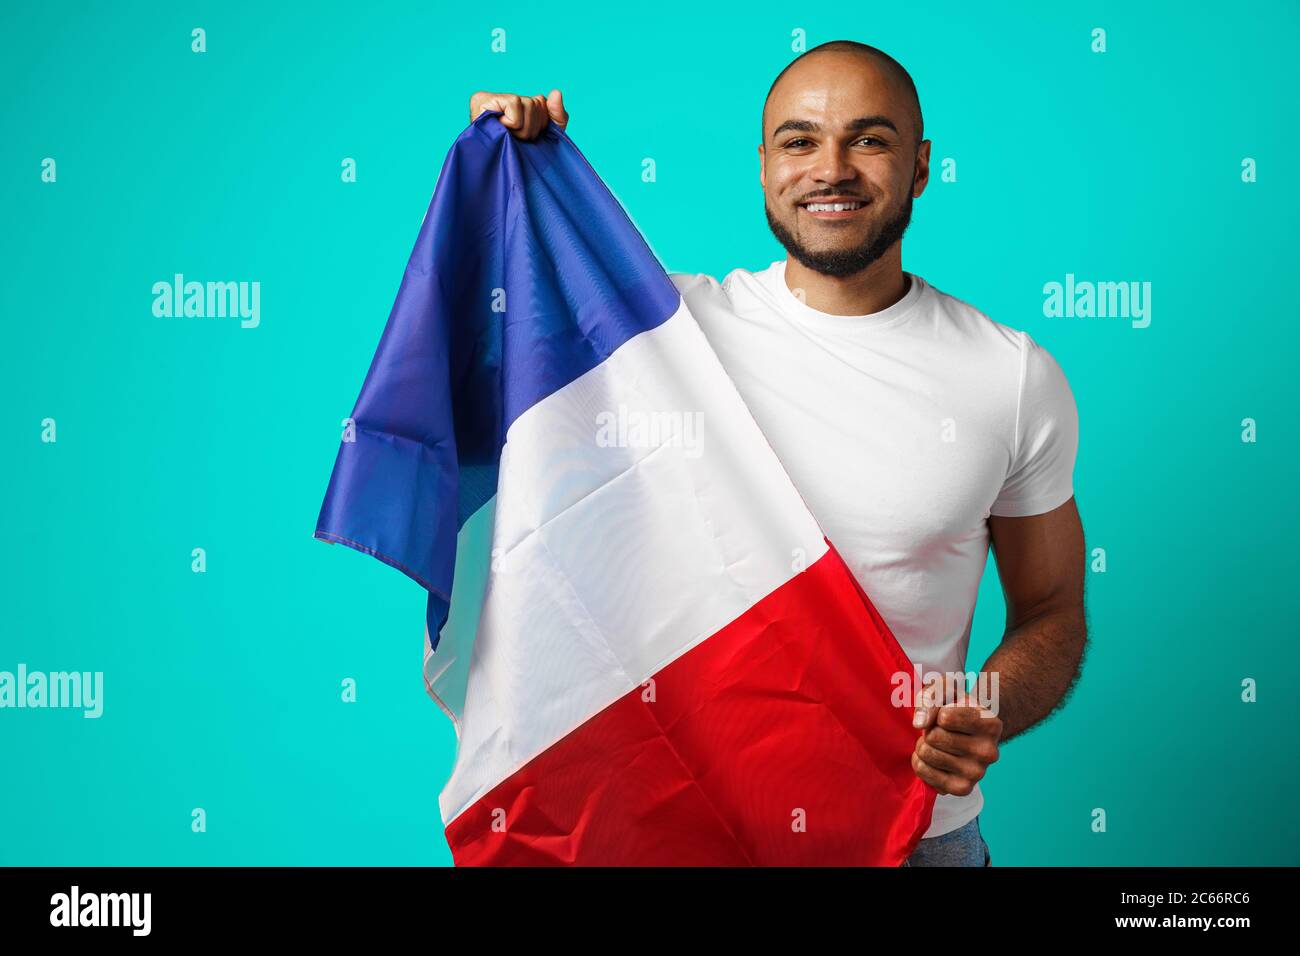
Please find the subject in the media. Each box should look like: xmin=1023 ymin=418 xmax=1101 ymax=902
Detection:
xmin=760 ymin=53 xmax=930 ymax=279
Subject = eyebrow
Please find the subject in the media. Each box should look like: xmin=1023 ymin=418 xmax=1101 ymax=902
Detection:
xmin=770 ymin=116 xmax=900 ymax=140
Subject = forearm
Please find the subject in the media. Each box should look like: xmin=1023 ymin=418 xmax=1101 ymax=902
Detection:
xmin=976 ymin=606 xmax=1086 ymax=743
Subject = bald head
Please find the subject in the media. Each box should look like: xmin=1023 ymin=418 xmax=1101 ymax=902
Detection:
xmin=762 ymin=41 xmax=924 ymax=150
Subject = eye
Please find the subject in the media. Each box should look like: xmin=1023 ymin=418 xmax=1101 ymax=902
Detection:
xmin=782 ymin=137 xmax=812 ymax=148
xmin=856 ymin=136 xmax=886 ymax=147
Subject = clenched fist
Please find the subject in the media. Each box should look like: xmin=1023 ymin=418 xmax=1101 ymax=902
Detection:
xmin=911 ymin=688 xmax=1002 ymax=797
xmin=468 ymin=89 xmax=568 ymax=140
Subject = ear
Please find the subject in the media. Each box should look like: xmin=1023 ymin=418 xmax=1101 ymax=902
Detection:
xmin=758 ymin=143 xmax=766 ymax=190
xmin=912 ymin=139 xmax=932 ymax=197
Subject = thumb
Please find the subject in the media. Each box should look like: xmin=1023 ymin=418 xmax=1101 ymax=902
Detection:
xmin=547 ymin=88 xmax=568 ymax=127
xmin=913 ymin=688 xmax=937 ymax=729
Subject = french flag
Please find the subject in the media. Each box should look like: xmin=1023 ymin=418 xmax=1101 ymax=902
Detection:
xmin=315 ymin=110 xmax=936 ymax=865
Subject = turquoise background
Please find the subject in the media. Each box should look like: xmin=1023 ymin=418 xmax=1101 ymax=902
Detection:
xmin=2 ymin=0 xmax=1296 ymax=865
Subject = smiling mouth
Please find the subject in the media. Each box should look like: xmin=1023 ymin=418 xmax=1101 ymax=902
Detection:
xmin=800 ymin=200 xmax=868 ymax=219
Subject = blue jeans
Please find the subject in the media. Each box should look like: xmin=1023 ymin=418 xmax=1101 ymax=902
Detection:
xmin=902 ymin=815 xmax=990 ymax=867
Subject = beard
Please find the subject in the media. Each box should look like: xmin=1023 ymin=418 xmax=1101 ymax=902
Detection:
xmin=764 ymin=188 xmax=915 ymax=279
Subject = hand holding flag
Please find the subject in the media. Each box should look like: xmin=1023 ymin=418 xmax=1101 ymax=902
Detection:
xmin=912 ymin=686 xmax=1003 ymax=797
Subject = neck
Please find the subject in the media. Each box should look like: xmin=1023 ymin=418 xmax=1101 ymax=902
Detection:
xmin=783 ymin=246 xmax=909 ymax=316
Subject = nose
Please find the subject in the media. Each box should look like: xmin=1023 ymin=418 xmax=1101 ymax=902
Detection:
xmin=812 ymin=143 xmax=858 ymax=186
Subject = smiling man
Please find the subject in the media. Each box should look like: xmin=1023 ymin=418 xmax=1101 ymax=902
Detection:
xmin=468 ymin=39 xmax=1087 ymax=867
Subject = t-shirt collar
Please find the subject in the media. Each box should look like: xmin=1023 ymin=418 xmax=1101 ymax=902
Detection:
xmin=765 ymin=258 xmax=925 ymax=333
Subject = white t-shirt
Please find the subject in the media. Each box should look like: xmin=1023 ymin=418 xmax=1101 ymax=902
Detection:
xmin=669 ymin=259 xmax=1079 ymax=839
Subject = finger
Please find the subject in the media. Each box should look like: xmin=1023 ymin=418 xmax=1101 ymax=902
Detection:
xmin=947 ymin=688 xmax=999 ymax=720
xmin=910 ymin=750 xmax=976 ymax=796
xmin=916 ymin=736 xmax=988 ymax=781
xmin=496 ymin=94 xmax=525 ymax=129
xmin=547 ymin=88 xmax=568 ymax=127
xmin=520 ymin=95 xmax=545 ymax=138
xmin=936 ymin=702 xmax=1002 ymax=736
xmin=527 ymin=95 xmax=549 ymax=137
xmin=473 ymin=94 xmax=504 ymax=121
xmin=922 ymin=725 xmax=1000 ymax=763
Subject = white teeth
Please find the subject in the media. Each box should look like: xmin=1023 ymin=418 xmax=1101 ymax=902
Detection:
xmin=805 ymin=202 xmax=863 ymax=212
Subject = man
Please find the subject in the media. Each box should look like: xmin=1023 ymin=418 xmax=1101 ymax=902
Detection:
xmin=467 ymin=39 xmax=1087 ymax=867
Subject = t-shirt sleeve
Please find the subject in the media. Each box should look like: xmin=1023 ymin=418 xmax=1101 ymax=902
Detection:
xmin=989 ymin=332 xmax=1079 ymax=517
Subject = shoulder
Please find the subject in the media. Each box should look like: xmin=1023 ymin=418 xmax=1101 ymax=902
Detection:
xmin=668 ymin=268 xmax=747 ymax=301
xmin=919 ymin=278 xmax=1026 ymax=352
xmin=920 ymin=278 xmax=1074 ymax=386
xmin=668 ymin=270 xmax=722 ymax=298
xmin=930 ymin=284 xmax=1081 ymax=457
xmin=669 ymin=262 xmax=781 ymax=302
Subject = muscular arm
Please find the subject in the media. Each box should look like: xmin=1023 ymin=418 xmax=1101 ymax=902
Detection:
xmin=979 ymin=496 xmax=1088 ymax=743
